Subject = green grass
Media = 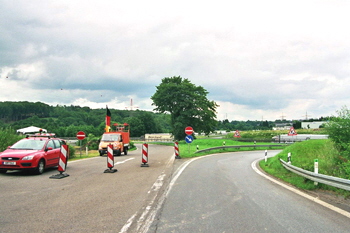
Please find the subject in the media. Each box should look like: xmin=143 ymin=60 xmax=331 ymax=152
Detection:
xmin=260 ymin=139 xmax=350 ymax=197
xmin=177 ymin=139 xmax=284 ymax=158
xmin=68 ymin=149 xmax=100 ymax=161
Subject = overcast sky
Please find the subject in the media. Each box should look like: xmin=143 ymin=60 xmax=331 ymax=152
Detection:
xmin=1 ymin=0 xmax=349 ymax=121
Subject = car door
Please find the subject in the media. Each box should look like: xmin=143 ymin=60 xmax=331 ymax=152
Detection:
xmin=51 ymin=140 xmax=62 ymax=166
xmin=45 ymin=140 xmax=59 ymax=166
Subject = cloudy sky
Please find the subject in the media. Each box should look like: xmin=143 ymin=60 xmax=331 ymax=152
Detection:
xmin=1 ymin=0 xmax=349 ymax=121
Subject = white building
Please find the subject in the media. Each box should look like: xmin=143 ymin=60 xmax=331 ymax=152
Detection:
xmin=301 ymin=121 xmax=327 ymax=129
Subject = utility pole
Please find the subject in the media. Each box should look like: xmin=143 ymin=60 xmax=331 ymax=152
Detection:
xmin=303 ymin=111 xmax=311 ymax=120
xmin=280 ymin=112 xmax=286 ymax=121
xmin=125 ymin=98 xmax=139 ymax=111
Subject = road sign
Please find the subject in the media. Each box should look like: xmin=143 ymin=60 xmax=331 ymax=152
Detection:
xmin=76 ymin=131 xmax=86 ymax=140
xmin=234 ymin=130 xmax=241 ymax=138
xmin=288 ymin=127 xmax=297 ymax=136
xmin=185 ymin=135 xmax=193 ymax=143
xmin=185 ymin=126 xmax=193 ymax=135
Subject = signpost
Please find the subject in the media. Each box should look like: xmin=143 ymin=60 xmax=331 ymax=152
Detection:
xmin=185 ymin=127 xmax=194 ymax=154
xmin=76 ymin=131 xmax=86 ymax=157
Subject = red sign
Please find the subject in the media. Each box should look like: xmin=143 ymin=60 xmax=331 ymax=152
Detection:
xmin=76 ymin=131 xmax=86 ymax=140
xmin=234 ymin=130 xmax=241 ymax=138
xmin=185 ymin=126 xmax=194 ymax=135
xmin=288 ymin=127 xmax=297 ymax=136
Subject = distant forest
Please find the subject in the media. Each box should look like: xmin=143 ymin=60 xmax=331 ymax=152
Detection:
xmin=0 ymin=101 xmax=328 ymax=138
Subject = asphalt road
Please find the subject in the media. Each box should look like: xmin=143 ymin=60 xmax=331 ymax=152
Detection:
xmin=148 ymin=151 xmax=350 ymax=233
xmin=3 ymin=147 xmax=350 ymax=233
xmin=0 ymin=144 xmax=175 ymax=233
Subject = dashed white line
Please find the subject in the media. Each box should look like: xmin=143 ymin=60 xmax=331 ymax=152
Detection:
xmin=119 ymin=154 xmax=176 ymax=233
xmin=115 ymin=157 xmax=135 ymax=165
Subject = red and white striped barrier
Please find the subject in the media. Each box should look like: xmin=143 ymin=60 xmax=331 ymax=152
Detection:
xmin=141 ymin=143 xmax=149 ymax=167
xmin=50 ymin=144 xmax=70 ymax=179
xmin=107 ymin=145 xmax=114 ymax=168
xmin=58 ymin=144 xmax=68 ymax=172
xmin=175 ymin=141 xmax=181 ymax=159
xmin=104 ymin=144 xmax=117 ymax=173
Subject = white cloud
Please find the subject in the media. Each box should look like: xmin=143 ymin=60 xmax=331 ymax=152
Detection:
xmin=1 ymin=0 xmax=350 ymax=121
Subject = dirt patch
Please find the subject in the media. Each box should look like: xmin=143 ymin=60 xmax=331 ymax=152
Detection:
xmin=304 ymin=189 xmax=350 ymax=213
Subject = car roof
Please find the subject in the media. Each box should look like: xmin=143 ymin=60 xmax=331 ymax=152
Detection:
xmin=25 ymin=133 xmax=59 ymax=139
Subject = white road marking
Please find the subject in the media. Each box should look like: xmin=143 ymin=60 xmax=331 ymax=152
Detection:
xmin=251 ymin=158 xmax=350 ymax=219
xmin=68 ymin=156 xmax=100 ymax=163
xmin=119 ymin=213 xmax=137 ymax=233
xmin=119 ymin=153 xmax=176 ymax=233
xmin=115 ymin=157 xmax=135 ymax=165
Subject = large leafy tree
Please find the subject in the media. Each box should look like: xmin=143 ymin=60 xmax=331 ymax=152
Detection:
xmin=151 ymin=76 xmax=218 ymax=140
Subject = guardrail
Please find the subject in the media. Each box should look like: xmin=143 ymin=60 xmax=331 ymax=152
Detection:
xmin=195 ymin=144 xmax=285 ymax=153
xmin=280 ymin=159 xmax=350 ymax=191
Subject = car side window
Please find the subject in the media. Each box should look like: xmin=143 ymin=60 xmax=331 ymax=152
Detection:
xmin=53 ymin=140 xmax=62 ymax=149
xmin=46 ymin=140 xmax=55 ymax=149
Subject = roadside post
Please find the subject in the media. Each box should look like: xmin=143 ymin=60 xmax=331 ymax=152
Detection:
xmin=76 ymin=131 xmax=86 ymax=158
xmin=104 ymin=144 xmax=117 ymax=173
xmin=175 ymin=141 xmax=181 ymax=159
xmin=287 ymin=152 xmax=291 ymax=164
xmin=141 ymin=143 xmax=149 ymax=167
xmin=50 ymin=144 xmax=70 ymax=179
xmin=264 ymin=150 xmax=267 ymax=163
xmin=314 ymin=159 xmax=319 ymax=185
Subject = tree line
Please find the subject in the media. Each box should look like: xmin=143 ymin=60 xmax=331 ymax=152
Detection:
xmin=0 ymin=100 xmax=329 ymax=139
xmin=0 ymin=101 xmax=170 ymax=138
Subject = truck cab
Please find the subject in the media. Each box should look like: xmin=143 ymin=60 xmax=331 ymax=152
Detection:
xmin=98 ymin=124 xmax=130 ymax=156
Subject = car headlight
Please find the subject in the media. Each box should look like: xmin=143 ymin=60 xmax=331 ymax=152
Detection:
xmin=22 ymin=155 xmax=35 ymax=160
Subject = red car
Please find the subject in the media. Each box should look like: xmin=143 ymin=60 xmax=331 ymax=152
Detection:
xmin=0 ymin=134 xmax=66 ymax=175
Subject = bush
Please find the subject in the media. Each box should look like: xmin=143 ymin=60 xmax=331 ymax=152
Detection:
xmin=68 ymin=145 xmax=76 ymax=159
xmin=325 ymin=106 xmax=350 ymax=158
xmin=0 ymin=128 xmax=23 ymax=151
xmin=129 ymin=141 xmax=135 ymax=150
xmin=86 ymin=133 xmax=100 ymax=150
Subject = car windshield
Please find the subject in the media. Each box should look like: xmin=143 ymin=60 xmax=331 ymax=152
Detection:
xmin=101 ymin=134 xmax=120 ymax=141
xmin=10 ymin=139 xmax=46 ymax=150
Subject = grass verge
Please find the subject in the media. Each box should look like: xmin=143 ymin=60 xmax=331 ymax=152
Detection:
xmin=260 ymin=139 xmax=350 ymax=197
xmin=177 ymin=139 xmax=285 ymax=158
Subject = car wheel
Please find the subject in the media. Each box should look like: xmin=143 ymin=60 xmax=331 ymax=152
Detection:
xmin=33 ymin=160 xmax=45 ymax=175
xmin=0 ymin=169 xmax=7 ymax=174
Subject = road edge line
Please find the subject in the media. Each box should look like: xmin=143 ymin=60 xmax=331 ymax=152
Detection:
xmin=251 ymin=158 xmax=350 ymax=219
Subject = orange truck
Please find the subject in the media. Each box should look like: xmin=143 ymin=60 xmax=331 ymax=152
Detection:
xmin=98 ymin=124 xmax=130 ymax=156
